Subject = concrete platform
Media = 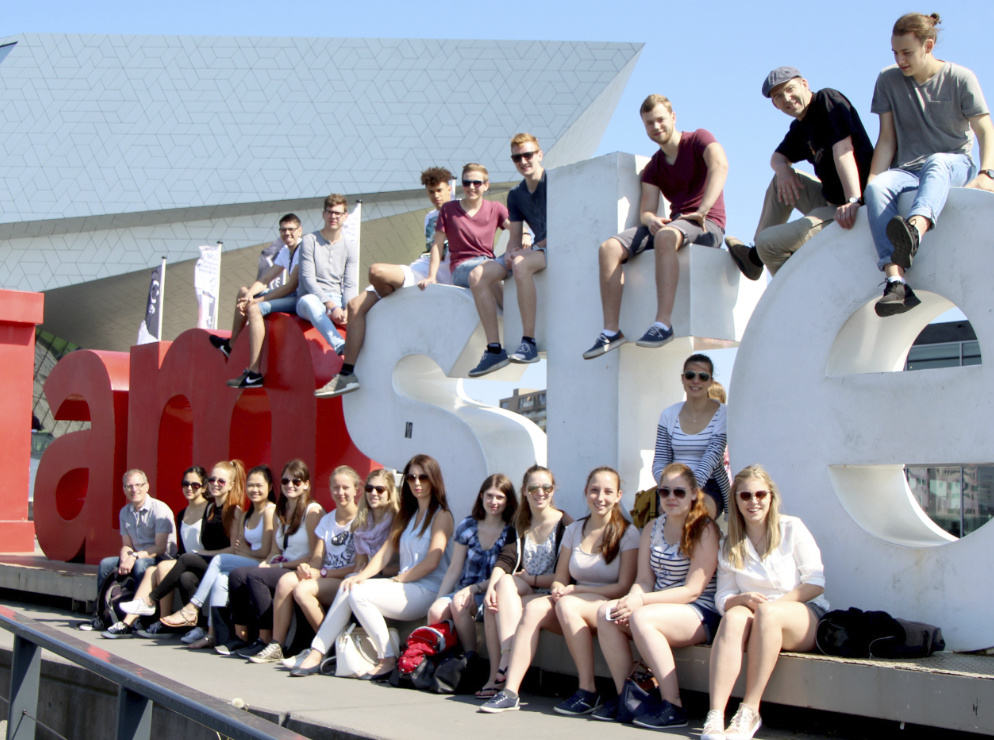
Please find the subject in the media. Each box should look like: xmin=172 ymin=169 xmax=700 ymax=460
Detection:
xmin=0 ymin=549 xmax=97 ymax=611
xmin=0 ymin=598 xmax=991 ymax=739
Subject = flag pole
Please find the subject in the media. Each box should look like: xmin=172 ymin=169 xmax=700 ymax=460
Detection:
xmin=157 ymin=256 xmax=167 ymax=340
xmin=214 ymin=241 xmax=223 ymax=330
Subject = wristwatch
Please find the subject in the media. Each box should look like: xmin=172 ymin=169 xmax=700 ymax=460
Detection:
xmin=848 ymin=196 xmax=862 ymax=205
xmin=981 ymin=169 xmax=994 ymax=180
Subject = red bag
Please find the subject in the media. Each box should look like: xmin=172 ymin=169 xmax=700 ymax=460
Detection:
xmin=397 ymin=620 xmax=456 ymax=675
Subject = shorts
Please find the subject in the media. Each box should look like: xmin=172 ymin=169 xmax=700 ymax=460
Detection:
xmin=256 ymin=294 xmax=299 ymax=317
xmin=806 ymin=602 xmax=828 ymax=621
xmin=451 ymin=256 xmax=491 ymax=288
xmin=692 ymin=605 xmax=721 ymax=644
xmin=614 ymin=219 xmax=724 ymax=263
xmin=495 ymin=245 xmax=548 ymax=271
xmin=364 ymin=255 xmax=453 ymax=296
xmin=436 ymin=591 xmax=486 ymax=622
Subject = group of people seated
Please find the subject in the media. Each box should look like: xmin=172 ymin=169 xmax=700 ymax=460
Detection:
xmin=89 ymin=350 xmax=825 ymax=740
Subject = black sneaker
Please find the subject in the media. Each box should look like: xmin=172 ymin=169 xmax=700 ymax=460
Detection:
xmin=226 ymin=369 xmax=263 ymax=388
xmin=632 ymin=700 xmax=688 ymax=730
xmin=554 ymin=689 xmax=601 ymax=716
xmin=215 ymin=638 xmax=251 ymax=656
xmin=886 ymin=216 xmax=920 ymax=269
xmin=875 ymin=280 xmax=921 ymax=317
xmin=591 ymin=695 xmax=620 ymax=721
xmin=101 ymin=621 xmax=134 ymax=639
xmin=725 ymin=237 xmax=763 ymax=281
xmin=134 ymin=621 xmax=178 ymax=639
xmin=582 ymin=331 xmax=625 ymax=360
xmin=209 ymin=335 xmax=232 ymax=359
xmin=235 ymin=639 xmax=268 ymax=658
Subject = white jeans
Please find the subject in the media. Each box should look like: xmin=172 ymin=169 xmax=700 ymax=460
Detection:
xmin=310 ymin=578 xmax=436 ymax=658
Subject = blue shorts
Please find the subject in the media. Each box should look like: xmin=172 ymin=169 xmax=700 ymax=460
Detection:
xmin=692 ymin=605 xmax=721 ymax=644
xmin=451 ymin=256 xmax=491 ymax=287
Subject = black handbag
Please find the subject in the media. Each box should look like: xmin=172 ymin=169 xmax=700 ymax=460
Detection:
xmin=616 ymin=677 xmax=654 ymax=724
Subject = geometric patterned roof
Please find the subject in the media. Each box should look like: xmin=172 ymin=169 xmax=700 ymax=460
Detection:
xmin=0 ymin=35 xmax=642 ymax=227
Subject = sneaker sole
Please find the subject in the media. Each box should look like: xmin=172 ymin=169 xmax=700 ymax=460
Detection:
xmin=632 ymin=717 xmax=689 ymax=730
xmin=478 ymin=704 xmax=519 ymax=714
xmin=886 ymin=219 xmax=917 ymax=269
xmin=553 ymin=705 xmax=599 ymax=716
xmin=468 ymin=357 xmax=510 ymax=377
xmin=875 ymin=294 xmax=921 ymax=317
xmin=635 ymin=335 xmax=675 ymax=349
xmin=589 ymin=713 xmax=618 ymax=722
xmin=507 ymin=354 xmax=539 ymax=364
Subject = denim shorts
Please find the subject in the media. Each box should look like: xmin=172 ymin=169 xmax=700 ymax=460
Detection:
xmin=807 ymin=602 xmax=828 ymax=621
xmin=436 ymin=591 xmax=486 ymax=622
xmin=692 ymin=605 xmax=721 ymax=644
xmin=451 ymin=256 xmax=491 ymax=287
xmin=495 ymin=246 xmax=547 ymax=271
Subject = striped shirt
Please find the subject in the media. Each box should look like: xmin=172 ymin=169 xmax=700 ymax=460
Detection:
xmin=651 ymin=402 xmax=730 ymax=513
xmin=650 ymin=513 xmax=717 ymax=615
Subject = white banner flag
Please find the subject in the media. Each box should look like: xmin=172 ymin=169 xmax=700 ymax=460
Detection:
xmin=343 ymin=200 xmax=361 ymax=256
xmin=195 ymin=243 xmax=223 ymax=330
xmin=137 ymin=260 xmax=166 ymax=345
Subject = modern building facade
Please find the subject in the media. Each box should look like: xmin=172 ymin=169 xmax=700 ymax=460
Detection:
xmin=0 ymin=34 xmax=642 ymax=350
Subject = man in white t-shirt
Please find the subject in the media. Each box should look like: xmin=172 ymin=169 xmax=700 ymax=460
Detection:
xmin=209 ymin=213 xmax=304 ymax=388
xmin=316 ymin=167 xmax=455 ymax=398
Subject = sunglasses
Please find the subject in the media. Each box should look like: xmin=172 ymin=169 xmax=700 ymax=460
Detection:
xmin=181 ymin=481 xmax=203 ymax=491
xmin=406 ymin=473 xmax=430 ymax=483
xmin=683 ymin=371 xmax=711 ymax=382
xmin=365 ymin=484 xmax=387 ymax=494
xmin=511 ymin=150 xmax=538 ymax=163
xmin=658 ymin=487 xmax=688 ymax=500
xmin=207 ymin=476 xmax=227 ymax=486
xmin=282 ymin=477 xmax=305 ymax=487
xmin=527 ymin=483 xmax=554 ymax=493
xmin=738 ymin=490 xmax=770 ymax=502
xmin=461 ymin=179 xmax=485 ymax=188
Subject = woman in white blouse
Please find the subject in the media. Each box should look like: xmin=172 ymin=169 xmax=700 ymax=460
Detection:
xmin=703 ymin=465 xmax=828 ymax=740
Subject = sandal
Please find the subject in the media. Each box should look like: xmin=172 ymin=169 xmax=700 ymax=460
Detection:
xmin=186 ymin=634 xmax=215 ymax=650
xmin=475 ymin=667 xmax=507 ymax=699
xmin=161 ymin=604 xmax=199 ymax=628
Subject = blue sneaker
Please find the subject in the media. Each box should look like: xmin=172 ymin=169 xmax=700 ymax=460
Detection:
xmin=468 ymin=349 xmax=510 ymax=377
xmin=479 ymin=689 xmax=520 ymax=713
xmin=554 ymin=688 xmax=601 ymax=716
xmin=508 ymin=339 xmax=539 ymax=364
xmin=635 ymin=324 xmax=674 ymax=348
xmin=632 ymin=700 xmax=688 ymax=729
xmin=582 ymin=331 xmax=625 ymax=360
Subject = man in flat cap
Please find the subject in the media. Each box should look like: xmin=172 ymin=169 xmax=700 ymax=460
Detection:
xmin=725 ymin=67 xmax=873 ymax=279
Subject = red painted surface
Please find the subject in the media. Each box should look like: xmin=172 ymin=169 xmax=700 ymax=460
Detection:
xmin=36 ymin=314 xmax=375 ymax=563
xmin=0 ymin=290 xmax=44 ymax=552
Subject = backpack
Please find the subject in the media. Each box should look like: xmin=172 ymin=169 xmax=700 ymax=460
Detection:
xmin=816 ymin=607 xmax=945 ymax=659
xmin=95 ymin=571 xmax=137 ymax=629
xmin=631 ymin=486 xmax=658 ymax=528
xmin=389 ymin=620 xmax=456 ymax=690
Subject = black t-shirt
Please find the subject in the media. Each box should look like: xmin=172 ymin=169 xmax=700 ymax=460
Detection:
xmin=506 ymin=171 xmax=547 ymax=243
xmin=775 ymin=88 xmax=873 ymax=205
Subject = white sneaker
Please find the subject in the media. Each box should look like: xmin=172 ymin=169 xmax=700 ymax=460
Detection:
xmin=725 ymin=703 xmax=761 ymax=740
xmin=281 ymin=651 xmax=308 ymax=670
xmin=119 ymin=598 xmax=155 ymax=616
xmin=181 ymin=626 xmax=206 ymax=644
xmin=702 ymin=710 xmax=726 ymax=740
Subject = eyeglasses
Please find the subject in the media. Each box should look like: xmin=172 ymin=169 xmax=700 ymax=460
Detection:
xmin=282 ymin=478 xmax=305 ymax=487
xmin=658 ymin=487 xmax=688 ymax=499
xmin=406 ymin=473 xmax=430 ymax=484
xmin=181 ymin=481 xmax=203 ymax=491
xmin=527 ymin=483 xmax=554 ymax=493
xmin=683 ymin=371 xmax=711 ymax=382
xmin=461 ymin=180 xmax=485 ymax=188
xmin=124 ymin=482 xmax=147 ymax=490
xmin=511 ymin=150 xmax=538 ymax=163
xmin=279 ymin=226 xmax=300 ymax=233
xmin=738 ymin=490 xmax=770 ymax=502
xmin=365 ymin=484 xmax=386 ymax=494
xmin=324 ymin=210 xmax=347 ymax=218
xmin=208 ymin=476 xmax=227 ymax=486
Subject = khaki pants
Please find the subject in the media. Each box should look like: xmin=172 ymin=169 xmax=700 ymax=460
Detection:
xmin=754 ymin=172 xmax=836 ymax=275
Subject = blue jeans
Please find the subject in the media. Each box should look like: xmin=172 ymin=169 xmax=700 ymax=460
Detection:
xmin=190 ymin=552 xmax=260 ymax=607
xmin=97 ymin=555 xmax=156 ymax=587
xmin=865 ymin=152 xmax=975 ymax=270
xmin=296 ymin=293 xmax=345 ymax=352
xmin=257 ymin=294 xmax=298 ymax=317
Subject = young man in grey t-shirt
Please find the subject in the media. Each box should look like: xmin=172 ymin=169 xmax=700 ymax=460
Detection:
xmin=865 ymin=12 xmax=994 ymax=316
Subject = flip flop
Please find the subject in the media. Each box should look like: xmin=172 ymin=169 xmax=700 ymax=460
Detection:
xmin=161 ymin=606 xmax=199 ymax=628
xmin=476 ymin=685 xmax=501 ymax=699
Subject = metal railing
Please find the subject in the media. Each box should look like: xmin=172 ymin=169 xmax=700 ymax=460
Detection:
xmin=0 ymin=605 xmax=309 ymax=740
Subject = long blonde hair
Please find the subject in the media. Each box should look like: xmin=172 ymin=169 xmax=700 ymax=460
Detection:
xmin=352 ymin=469 xmax=400 ymax=533
xmin=723 ymin=464 xmax=782 ymax=570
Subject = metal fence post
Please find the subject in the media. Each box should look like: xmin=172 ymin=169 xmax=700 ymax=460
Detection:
xmin=8 ymin=635 xmax=40 ymax=740
xmin=116 ymin=687 xmax=151 ymax=740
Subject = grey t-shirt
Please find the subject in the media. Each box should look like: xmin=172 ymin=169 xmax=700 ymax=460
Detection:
xmin=298 ymin=231 xmax=359 ymax=307
xmin=871 ymin=62 xmax=989 ymax=170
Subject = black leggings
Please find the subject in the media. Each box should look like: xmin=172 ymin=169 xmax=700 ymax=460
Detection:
xmin=149 ymin=552 xmax=210 ymax=604
xmin=229 ymin=565 xmax=287 ymax=631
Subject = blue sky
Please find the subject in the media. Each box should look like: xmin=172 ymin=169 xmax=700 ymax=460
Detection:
xmin=4 ymin=0 xmax=991 ymax=401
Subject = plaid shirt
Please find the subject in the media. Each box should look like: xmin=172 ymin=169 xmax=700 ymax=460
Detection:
xmin=454 ymin=516 xmax=513 ymax=590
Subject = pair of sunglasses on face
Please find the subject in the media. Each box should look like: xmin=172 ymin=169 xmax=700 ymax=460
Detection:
xmin=683 ymin=371 xmax=711 ymax=382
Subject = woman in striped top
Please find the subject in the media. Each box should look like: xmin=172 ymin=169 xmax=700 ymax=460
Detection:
xmin=651 ymin=353 xmax=729 ymax=518
xmin=595 ymin=462 xmax=720 ymax=729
